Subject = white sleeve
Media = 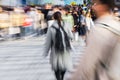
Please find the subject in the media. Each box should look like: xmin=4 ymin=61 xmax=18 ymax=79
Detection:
xmin=64 ymin=22 xmax=74 ymax=39
xmin=43 ymin=27 xmax=52 ymax=57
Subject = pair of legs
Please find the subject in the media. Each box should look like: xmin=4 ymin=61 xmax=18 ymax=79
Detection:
xmin=54 ymin=69 xmax=66 ymax=80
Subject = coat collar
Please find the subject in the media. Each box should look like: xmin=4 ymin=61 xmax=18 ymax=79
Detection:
xmin=95 ymin=15 xmax=120 ymax=36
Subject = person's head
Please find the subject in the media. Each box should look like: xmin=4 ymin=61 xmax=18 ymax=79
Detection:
xmin=82 ymin=10 xmax=86 ymax=16
xmin=53 ymin=11 xmax=62 ymax=27
xmin=113 ymin=7 xmax=120 ymax=17
xmin=62 ymin=7 xmax=70 ymax=15
xmin=52 ymin=5 xmax=60 ymax=13
xmin=53 ymin=11 xmax=62 ymax=20
xmin=92 ymin=0 xmax=115 ymax=17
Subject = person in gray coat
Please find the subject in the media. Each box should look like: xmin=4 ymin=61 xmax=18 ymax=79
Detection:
xmin=43 ymin=12 xmax=73 ymax=80
xmin=70 ymin=0 xmax=120 ymax=80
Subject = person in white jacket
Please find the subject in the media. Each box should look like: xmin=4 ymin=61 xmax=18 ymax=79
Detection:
xmin=43 ymin=11 xmax=73 ymax=80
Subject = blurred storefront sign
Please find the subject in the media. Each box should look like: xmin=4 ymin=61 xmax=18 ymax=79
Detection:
xmin=0 ymin=0 xmax=84 ymax=6
xmin=0 ymin=0 xmax=22 ymax=6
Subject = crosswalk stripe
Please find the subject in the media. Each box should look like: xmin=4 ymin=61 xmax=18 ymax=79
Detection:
xmin=0 ymin=36 xmax=85 ymax=80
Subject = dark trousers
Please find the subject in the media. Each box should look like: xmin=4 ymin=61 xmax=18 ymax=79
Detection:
xmin=54 ymin=69 xmax=66 ymax=80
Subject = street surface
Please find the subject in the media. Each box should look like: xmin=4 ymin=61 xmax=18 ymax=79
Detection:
xmin=0 ymin=36 xmax=85 ymax=80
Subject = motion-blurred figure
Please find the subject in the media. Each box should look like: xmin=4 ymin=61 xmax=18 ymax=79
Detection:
xmin=70 ymin=0 xmax=120 ymax=80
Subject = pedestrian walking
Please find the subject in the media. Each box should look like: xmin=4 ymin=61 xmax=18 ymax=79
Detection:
xmin=43 ymin=11 xmax=73 ymax=80
xmin=85 ymin=9 xmax=95 ymax=33
xmin=70 ymin=0 xmax=120 ymax=80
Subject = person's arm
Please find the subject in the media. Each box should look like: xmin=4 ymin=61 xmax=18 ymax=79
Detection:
xmin=64 ymin=22 xmax=74 ymax=40
xmin=43 ymin=27 xmax=52 ymax=57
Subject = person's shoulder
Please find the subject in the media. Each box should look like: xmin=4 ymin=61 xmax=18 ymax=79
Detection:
xmin=51 ymin=20 xmax=59 ymax=27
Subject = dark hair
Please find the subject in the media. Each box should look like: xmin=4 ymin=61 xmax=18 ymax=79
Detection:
xmin=99 ymin=0 xmax=115 ymax=9
xmin=53 ymin=11 xmax=62 ymax=27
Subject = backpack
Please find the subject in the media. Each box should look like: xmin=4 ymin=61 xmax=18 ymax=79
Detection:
xmin=51 ymin=26 xmax=71 ymax=53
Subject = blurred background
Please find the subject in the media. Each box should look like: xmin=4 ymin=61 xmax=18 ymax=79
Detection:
xmin=0 ymin=0 xmax=119 ymax=80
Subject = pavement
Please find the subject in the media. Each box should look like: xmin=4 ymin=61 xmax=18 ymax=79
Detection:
xmin=0 ymin=36 xmax=85 ymax=80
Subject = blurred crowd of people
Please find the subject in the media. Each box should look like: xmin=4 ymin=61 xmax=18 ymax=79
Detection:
xmin=0 ymin=1 xmax=120 ymax=80
xmin=0 ymin=3 xmax=119 ymax=41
